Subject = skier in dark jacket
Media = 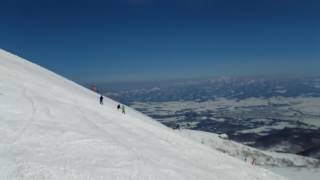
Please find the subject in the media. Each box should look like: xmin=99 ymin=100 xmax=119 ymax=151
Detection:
xmin=173 ymin=124 xmax=180 ymax=130
xmin=122 ymin=105 xmax=126 ymax=114
xmin=117 ymin=104 xmax=121 ymax=110
xmin=100 ymin=95 xmax=104 ymax=105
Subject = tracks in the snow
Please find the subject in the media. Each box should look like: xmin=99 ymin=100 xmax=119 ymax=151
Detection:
xmin=74 ymin=106 xmax=143 ymax=178
xmin=12 ymin=87 xmax=37 ymax=144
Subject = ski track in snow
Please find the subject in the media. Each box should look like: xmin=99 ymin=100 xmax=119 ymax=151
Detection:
xmin=12 ymin=87 xmax=37 ymax=144
xmin=73 ymin=106 xmax=143 ymax=178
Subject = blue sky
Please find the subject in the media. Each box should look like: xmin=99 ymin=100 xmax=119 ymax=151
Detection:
xmin=1 ymin=0 xmax=319 ymax=83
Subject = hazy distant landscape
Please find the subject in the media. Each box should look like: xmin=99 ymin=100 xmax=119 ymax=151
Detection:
xmin=103 ymin=76 xmax=320 ymax=159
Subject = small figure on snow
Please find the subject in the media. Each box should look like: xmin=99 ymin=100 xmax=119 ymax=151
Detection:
xmin=173 ymin=124 xmax=180 ymax=130
xmin=251 ymin=157 xmax=256 ymax=166
xmin=122 ymin=105 xmax=126 ymax=114
xmin=100 ymin=95 xmax=104 ymax=105
xmin=117 ymin=104 xmax=121 ymax=110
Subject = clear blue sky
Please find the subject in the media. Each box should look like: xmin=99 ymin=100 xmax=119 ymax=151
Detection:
xmin=1 ymin=0 xmax=319 ymax=83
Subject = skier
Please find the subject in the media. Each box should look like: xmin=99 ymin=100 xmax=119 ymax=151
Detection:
xmin=251 ymin=157 xmax=256 ymax=166
xmin=122 ymin=105 xmax=126 ymax=114
xmin=117 ymin=104 xmax=121 ymax=110
xmin=100 ymin=95 xmax=104 ymax=105
xmin=173 ymin=124 xmax=180 ymax=130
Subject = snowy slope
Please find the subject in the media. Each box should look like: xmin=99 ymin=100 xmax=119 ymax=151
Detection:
xmin=265 ymin=167 xmax=320 ymax=180
xmin=177 ymin=130 xmax=319 ymax=167
xmin=0 ymin=49 xmax=287 ymax=180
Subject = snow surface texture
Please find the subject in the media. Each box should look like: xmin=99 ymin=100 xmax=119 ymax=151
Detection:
xmin=265 ymin=167 xmax=320 ymax=180
xmin=177 ymin=130 xmax=319 ymax=168
xmin=0 ymin=49 xmax=287 ymax=180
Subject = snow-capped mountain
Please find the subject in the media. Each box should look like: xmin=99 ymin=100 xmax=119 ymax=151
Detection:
xmin=0 ymin=49 xmax=287 ymax=180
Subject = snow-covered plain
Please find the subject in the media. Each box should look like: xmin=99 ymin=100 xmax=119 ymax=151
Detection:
xmin=0 ymin=49 xmax=287 ymax=180
xmin=131 ymin=96 xmax=320 ymax=129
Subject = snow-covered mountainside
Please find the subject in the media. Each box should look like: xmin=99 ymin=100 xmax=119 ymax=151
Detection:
xmin=0 ymin=49 xmax=287 ymax=180
xmin=177 ymin=130 xmax=319 ymax=167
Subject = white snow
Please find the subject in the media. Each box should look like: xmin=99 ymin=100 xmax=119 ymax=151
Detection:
xmin=177 ymin=129 xmax=319 ymax=168
xmin=265 ymin=167 xmax=320 ymax=180
xmin=177 ymin=129 xmax=320 ymax=180
xmin=0 ymin=49 xmax=287 ymax=180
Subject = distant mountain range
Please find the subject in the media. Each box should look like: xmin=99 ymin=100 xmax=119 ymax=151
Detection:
xmin=102 ymin=76 xmax=320 ymax=104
